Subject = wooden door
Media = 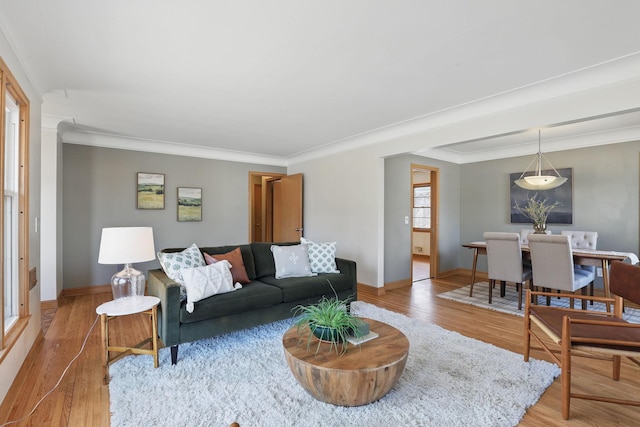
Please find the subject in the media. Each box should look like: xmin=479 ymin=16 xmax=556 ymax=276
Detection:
xmin=273 ymin=173 xmax=303 ymax=242
xmin=248 ymin=172 xmax=285 ymax=243
xmin=252 ymin=184 xmax=263 ymax=242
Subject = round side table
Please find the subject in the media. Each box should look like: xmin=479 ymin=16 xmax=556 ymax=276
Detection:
xmin=96 ymin=295 xmax=160 ymax=384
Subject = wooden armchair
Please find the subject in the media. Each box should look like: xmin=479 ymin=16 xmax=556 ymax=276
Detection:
xmin=523 ymin=260 xmax=640 ymax=419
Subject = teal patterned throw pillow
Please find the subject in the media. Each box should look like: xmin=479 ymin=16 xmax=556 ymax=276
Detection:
xmin=157 ymin=243 xmax=206 ymax=285
xmin=301 ymin=237 xmax=340 ymax=274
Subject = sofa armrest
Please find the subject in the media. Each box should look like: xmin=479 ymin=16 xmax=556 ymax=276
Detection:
xmin=335 ymin=257 xmax=357 ymax=299
xmin=147 ymin=268 xmax=181 ymax=347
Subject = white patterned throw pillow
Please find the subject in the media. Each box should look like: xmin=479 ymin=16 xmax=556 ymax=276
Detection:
xmin=271 ymin=244 xmax=315 ymax=279
xmin=157 ymin=243 xmax=206 ymax=285
xmin=301 ymin=237 xmax=340 ymax=273
xmin=181 ymin=260 xmax=242 ymax=313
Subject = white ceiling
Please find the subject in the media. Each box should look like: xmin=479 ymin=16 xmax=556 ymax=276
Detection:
xmin=2 ymin=0 xmax=640 ymax=165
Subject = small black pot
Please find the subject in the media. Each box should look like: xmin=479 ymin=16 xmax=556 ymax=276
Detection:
xmin=311 ymin=325 xmax=343 ymax=342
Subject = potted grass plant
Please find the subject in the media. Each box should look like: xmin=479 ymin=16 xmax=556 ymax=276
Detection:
xmin=292 ymin=290 xmax=363 ymax=355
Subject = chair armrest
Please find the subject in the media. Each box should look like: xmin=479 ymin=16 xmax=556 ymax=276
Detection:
xmin=147 ymin=268 xmax=181 ymax=346
xmin=527 ymin=289 xmax=615 ymax=304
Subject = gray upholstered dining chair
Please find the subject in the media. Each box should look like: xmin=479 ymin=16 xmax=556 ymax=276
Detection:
xmin=527 ymin=234 xmax=592 ymax=308
xmin=483 ymin=232 xmax=532 ymax=310
xmin=520 ymin=229 xmax=534 ymax=245
xmin=561 ymin=230 xmax=598 ymax=303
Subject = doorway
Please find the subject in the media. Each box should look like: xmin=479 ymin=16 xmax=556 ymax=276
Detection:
xmin=249 ymin=172 xmax=284 ymax=242
xmin=248 ymin=172 xmax=304 ymax=243
xmin=411 ymin=164 xmax=439 ymax=282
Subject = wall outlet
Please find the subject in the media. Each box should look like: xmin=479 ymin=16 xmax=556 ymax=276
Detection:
xmin=597 ymin=267 xmax=603 ymax=277
xmin=404 ymin=216 xmax=409 ymax=225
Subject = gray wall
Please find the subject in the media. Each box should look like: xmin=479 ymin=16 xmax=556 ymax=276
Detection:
xmin=460 ymin=141 xmax=640 ymax=278
xmin=382 ymin=142 xmax=640 ymax=286
xmin=62 ymin=144 xmax=285 ymax=289
xmin=63 ymin=140 xmax=640 ymax=290
xmin=459 ymin=140 xmax=640 ymax=284
xmin=384 ymin=154 xmax=461 ymax=283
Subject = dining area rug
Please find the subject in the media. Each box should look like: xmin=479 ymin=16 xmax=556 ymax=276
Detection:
xmin=108 ymin=301 xmax=559 ymax=427
xmin=438 ymin=283 xmax=640 ymax=323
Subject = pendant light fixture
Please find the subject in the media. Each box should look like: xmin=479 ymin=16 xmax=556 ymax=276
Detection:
xmin=514 ymin=130 xmax=567 ymax=190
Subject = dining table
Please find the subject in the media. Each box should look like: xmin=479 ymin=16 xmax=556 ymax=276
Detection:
xmin=462 ymin=241 xmax=639 ymax=310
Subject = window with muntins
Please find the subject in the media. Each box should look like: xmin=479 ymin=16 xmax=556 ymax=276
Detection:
xmin=412 ymin=184 xmax=430 ymax=230
xmin=4 ymin=91 xmax=19 ymax=332
xmin=0 ymin=56 xmax=29 ymax=357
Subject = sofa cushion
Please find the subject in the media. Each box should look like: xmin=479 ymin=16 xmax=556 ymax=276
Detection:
xmin=157 ymin=243 xmax=206 ymax=285
xmin=199 ymin=244 xmax=256 ymax=280
xmin=251 ymin=241 xmax=298 ymax=278
xmin=258 ymin=272 xmax=353 ymax=303
xmin=204 ymin=248 xmax=250 ymax=284
xmin=179 ymin=281 xmax=283 ymax=324
xmin=301 ymin=237 xmax=340 ymax=273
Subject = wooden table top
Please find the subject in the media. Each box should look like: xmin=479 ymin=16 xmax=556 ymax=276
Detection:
xmin=282 ymin=318 xmax=409 ymax=371
xmin=462 ymin=241 xmax=636 ymax=262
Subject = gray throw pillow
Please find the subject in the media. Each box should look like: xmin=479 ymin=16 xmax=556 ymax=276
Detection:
xmin=270 ymin=244 xmax=315 ymax=279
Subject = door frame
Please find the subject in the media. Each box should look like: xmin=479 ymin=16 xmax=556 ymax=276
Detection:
xmin=248 ymin=171 xmax=285 ymax=242
xmin=411 ymin=163 xmax=439 ymax=280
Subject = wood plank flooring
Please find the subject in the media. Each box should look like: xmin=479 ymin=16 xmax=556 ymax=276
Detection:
xmin=1 ymin=274 xmax=639 ymax=426
xmin=412 ymin=254 xmax=430 ymax=283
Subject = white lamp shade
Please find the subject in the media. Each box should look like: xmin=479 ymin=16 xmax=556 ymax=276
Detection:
xmin=98 ymin=227 xmax=156 ymax=264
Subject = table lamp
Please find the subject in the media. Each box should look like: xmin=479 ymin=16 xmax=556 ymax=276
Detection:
xmin=98 ymin=227 xmax=156 ymax=300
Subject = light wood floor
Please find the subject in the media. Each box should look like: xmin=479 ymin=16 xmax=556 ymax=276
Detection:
xmin=412 ymin=254 xmax=430 ymax=282
xmin=1 ymin=273 xmax=639 ymax=426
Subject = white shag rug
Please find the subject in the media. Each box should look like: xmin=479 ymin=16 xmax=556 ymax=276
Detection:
xmin=109 ymin=301 xmax=559 ymax=427
xmin=438 ymin=283 xmax=640 ymax=323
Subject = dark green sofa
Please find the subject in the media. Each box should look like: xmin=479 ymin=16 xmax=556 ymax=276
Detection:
xmin=147 ymin=242 xmax=357 ymax=364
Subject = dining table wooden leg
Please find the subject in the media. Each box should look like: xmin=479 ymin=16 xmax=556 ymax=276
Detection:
xmin=602 ymin=260 xmax=611 ymax=312
xmin=469 ymin=248 xmax=479 ymax=296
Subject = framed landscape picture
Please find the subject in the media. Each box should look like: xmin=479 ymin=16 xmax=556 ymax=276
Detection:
xmin=137 ymin=172 xmax=165 ymax=209
xmin=177 ymin=187 xmax=202 ymax=222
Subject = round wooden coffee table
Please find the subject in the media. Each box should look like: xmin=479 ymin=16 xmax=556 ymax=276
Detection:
xmin=282 ymin=318 xmax=409 ymax=406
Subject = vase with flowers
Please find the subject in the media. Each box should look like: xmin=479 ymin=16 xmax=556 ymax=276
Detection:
xmin=514 ymin=194 xmax=560 ymax=233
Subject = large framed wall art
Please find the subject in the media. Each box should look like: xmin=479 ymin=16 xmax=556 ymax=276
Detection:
xmin=509 ymin=167 xmax=573 ymax=224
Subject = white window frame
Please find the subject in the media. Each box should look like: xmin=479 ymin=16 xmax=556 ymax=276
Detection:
xmin=4 ymin=92 xmax=19 ymax=332
xmin=412 ymin=184 xmax=431 ymax=231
